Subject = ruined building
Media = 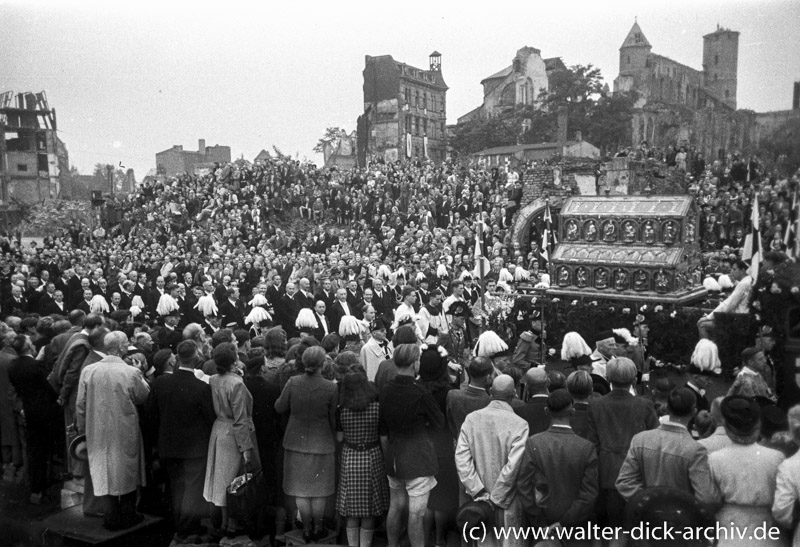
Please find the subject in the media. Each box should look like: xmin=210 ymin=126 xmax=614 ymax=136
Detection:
xmin=613 ymin=21 xmax=800 ymax=161
xmin=357 ymin=52 xmax=448 ymax=165
xmin=0 ymin=91 xmax=69 ymax=224
xmin=156 ymin=139 xmax=231 ymax=177
xmin=458 ymin=47 xmax=566 ymax=124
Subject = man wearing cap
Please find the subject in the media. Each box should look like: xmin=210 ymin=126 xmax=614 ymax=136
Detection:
xmin=361 ymin=318 xmax=392 ymax=382
xmin=697 ymin=259 xmax=752 ymax=338
xmin=517 ymin=389 xmax=599 ymax=533
xmin=456 ymin=375 xmax=529 ymax=547
xmin=589 ymin=331 xmax=619 ymax=379
xmin=155 ymin=311 xmax=182 ymax=353
xmin=616 ymin=387 xmax=719 ymax=507
xmin=587 ymin=357 xmax=658 ymax=535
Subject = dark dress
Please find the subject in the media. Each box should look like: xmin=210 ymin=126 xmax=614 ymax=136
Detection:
xmin=426 ymin=383 xmax=459 ymax=514
xmin=336 ymin=401 xmax=390 ymax=517
xmin=244 ymin=373 xmax=283 ymax=505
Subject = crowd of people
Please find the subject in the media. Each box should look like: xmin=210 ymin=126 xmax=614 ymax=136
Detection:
xmin=0 ymin=151 xmax=799 ymax=547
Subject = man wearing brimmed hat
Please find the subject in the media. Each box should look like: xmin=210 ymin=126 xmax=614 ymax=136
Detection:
xmin=456 ymin=375 xmax=529 ymax=547
xmin=617 ymin=387 xmax=719 ymax=507
xmin=587 ymin=357 xmax=658 ymax=535
xmin=360 ymin=317 xmax=392 ymax=383
xmin=517 ymin=389 xmax=598 ymax=532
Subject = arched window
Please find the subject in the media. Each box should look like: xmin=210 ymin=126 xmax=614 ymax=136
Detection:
xmin=500 ymin=83 xmax=516 ymax=106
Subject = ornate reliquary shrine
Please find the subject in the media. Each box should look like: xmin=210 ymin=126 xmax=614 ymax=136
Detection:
xmin=548 ymin=196 xmax=707 ymax=304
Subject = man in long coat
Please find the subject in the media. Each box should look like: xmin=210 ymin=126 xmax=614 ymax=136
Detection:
xmin=77 ymin=331 xmax=150 ymax=531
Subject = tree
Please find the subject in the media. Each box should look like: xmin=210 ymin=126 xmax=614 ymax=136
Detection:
xmin=586 ymin=91 xmax=638 ymax=154
xmin=757 ymin=117 xmax=800 ymax=175
xmin=313 ymin=126 xmax=347 ymax=154
xmin=450 ymin=64 xmax=611 ymax=156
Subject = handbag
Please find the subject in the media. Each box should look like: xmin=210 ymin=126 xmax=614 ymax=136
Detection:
xmin=226 ymin=470 xmax=265 ymax=526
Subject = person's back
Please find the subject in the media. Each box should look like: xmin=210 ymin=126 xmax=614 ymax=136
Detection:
xmin=148 ymin=368 xmax=215 ymax=459
xmin=517 ymin=390 xmax=598 ymax=527
xmin=616 ymin=388 xmax=719 ymax=506
xmin=445 ymin=356 xmax=493 ymax=438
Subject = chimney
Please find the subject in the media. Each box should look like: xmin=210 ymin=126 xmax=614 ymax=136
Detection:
xmin=199 ymin=139 xmax=206 ymax=155
xmin=575 ymin=131 xmax=582 ymax=142
xmin=793 ymin=82 xmax=800 ymax=110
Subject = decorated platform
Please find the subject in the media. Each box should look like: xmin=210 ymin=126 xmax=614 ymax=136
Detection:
xmin=549 ymin=195 xmax=707 ymax=304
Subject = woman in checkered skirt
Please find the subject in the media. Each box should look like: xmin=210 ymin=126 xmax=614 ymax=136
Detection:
xmin=336 ymin=372 xmax=389 ymax=547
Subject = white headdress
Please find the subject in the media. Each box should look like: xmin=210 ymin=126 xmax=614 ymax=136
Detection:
xmin=156 ymin=294 xmax=179 ymax=316
xmin=245 ymin=306 xmax=272 ymax=325
xmin=561 ymin=331 xmax=591 ymax=361
xmin=691 ymin=339 xmax=721 ymax=373
xmin=473 ymin=330 xmax=508 ymax=357
xmin=194 ymin=294 xmax=218 ymax=317
xmin=339 ymin=315 xmax=362 ymax=336
xmin=90 ymin=295 xmax=109 ymax=314
xmin=248 ymin=294 xmax=269 ymax=307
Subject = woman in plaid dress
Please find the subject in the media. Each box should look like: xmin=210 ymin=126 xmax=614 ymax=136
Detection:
xmin=336 ymin=372 xmax=389 ymax=547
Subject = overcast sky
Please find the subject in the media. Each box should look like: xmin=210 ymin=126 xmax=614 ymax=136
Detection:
xmin=1 ymin=0 xmax=798 ymax=178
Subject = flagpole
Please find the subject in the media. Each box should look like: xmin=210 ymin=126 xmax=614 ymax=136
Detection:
xmin=477 ymin=214 xmax=486 ymax=332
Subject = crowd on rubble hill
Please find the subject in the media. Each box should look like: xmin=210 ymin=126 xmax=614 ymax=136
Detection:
xmin=0 ymin=152 xmax=799 ymax=547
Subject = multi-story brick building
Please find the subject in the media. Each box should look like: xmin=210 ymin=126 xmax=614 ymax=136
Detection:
xmin=155 ymin=139 xmax=231 ymax=177
xmin=0 ymin=90 xmax=69 ymax=225
xmin=357 ymin=52 xmax=448 ymax=165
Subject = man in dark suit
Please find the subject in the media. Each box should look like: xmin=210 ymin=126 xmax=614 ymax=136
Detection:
xmin=148 ymin=277 xmax=167 ymax=319
xmin=146 ymin=341 xmax=215 ymax=541
xmin=74 ymin=289 xmax=94 ymax=315
xmin=311 ymin=300 xmax=331 ymax=342
xmin=314 ymin=278 xmax=335 ymax=312
xmin=514 ymin=367 xmax=551 ymax=435
xmin=218 ymin=287 xmax=246 ymax=331
xmin=328 ymin=288 xmax=360 ymax=335
xmin=41 ymin=289 xmax=68 ymax=317
xmin=266 ymin=274 xmax=283 ymax=310
xmin=275 ymin=282 xmax=300 ymax=339
xmin=517 ymin=389 xmax=599 ymax=529
xmin=3 ymin=285 xmax=28 ymax=319
xmin=587 ymin=357 xmax=658 ymax=532
xmin=445 ymin=356 xmax=493 ymax=439
xmin=154 ymin=312 xmax=182 ymax=352
xmin=370 ymin=278 xmax=394 ymax=326
xmin=293 ymin=278 xmax=314 ymax=311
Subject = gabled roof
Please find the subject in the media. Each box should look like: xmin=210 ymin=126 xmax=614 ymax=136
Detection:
xmin=480 ymin=65 xmax=513 ymax=85
xmin=620 ymin=21 xmax=651 ymax=49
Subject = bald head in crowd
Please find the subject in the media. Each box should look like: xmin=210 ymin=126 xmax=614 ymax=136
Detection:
xmin=491 ymin=374 xmax=517 ymax=401
xmin=524 ymin=367 xmax=549 ymax=395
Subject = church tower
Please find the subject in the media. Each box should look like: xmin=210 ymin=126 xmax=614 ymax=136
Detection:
xmin=703 ymin=26 xmax=739 ymax=110
xmin=619 ymin=21 xmax=652 ymax=76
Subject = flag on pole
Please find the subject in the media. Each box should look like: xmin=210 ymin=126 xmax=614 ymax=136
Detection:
xmin=743 ymin=195 xmax=762 ymax=281
xmin=784 ymin=185 xmax=798 ymax=259
xmin=541 ymin=202 xmax=556 ymax=262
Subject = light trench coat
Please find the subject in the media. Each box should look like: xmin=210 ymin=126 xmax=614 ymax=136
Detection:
xmin=76 ymin=356 xmax=149 ymax=496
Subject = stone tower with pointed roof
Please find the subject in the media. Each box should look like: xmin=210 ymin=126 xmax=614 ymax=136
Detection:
xmin=618 ymin=21 xmax=652 ymax=77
